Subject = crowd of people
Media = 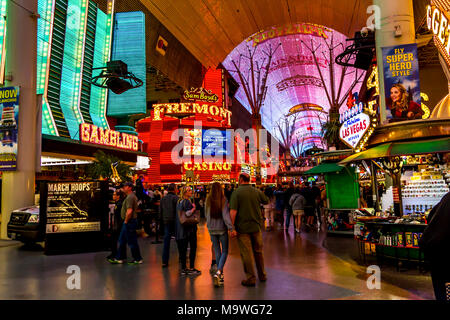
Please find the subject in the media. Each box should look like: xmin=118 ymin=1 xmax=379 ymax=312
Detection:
xmin=105 ymin=174 xmax=326 ymax=287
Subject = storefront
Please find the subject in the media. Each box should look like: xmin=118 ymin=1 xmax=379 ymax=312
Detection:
xmin=335 ymin=0 xmax=450 ymax=268
xmin=137 ymin=68 xmax=278 ymax=186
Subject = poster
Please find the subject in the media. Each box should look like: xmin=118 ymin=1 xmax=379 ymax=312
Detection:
xmin=0 ymin=87 xmax=19 ymax=171
xmin=45 ymin=181 xmax=106 ymax=234
xmin=382 ymin=44 xmax=422 ymax=122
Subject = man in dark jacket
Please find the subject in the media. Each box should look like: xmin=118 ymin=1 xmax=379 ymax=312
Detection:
xmin=160 ymin=184 xmax=179 ymax=267
xmin=283 ymin=182 xmax=295 ymax=230
xmin=419 ymin=191 xmax=450 ymax=300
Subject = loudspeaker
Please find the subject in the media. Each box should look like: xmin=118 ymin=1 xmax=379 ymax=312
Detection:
xmin=106 ymin=77 xmax=133 ymax=95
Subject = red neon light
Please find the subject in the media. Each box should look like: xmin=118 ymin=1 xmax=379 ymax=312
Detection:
xmin=80 ymin=123 xmax=138 ymax=151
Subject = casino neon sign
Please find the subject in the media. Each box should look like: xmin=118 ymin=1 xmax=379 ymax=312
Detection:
xmin=183 ymin=162 xmax=232 ymax=171
xmin=152 ymin=103 xmax=232 ymax=126
xmin=80 ymin=123 xmax=139 ymax=151
xmin=427 ymin=3 xmax=450 ymax=66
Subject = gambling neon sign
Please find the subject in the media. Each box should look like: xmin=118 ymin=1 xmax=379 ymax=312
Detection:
xmin=80 ymin=123 xmax=139 ymax=151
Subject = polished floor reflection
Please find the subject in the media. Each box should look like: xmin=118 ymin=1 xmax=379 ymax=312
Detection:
xmin=0 ymin=223 xmax=434 ymax=300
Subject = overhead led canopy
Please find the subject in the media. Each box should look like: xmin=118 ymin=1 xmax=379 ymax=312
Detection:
xmin=222 ymin=24 xmax=363 ymax=153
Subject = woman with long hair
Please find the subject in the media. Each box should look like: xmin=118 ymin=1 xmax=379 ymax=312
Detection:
xmin=175 ymin=186 xmax=201 ymax=276
xmin=389 ymin=83 xmax=424 ymax=121
xmin=205 ymin=182 xmax=234 ymax=287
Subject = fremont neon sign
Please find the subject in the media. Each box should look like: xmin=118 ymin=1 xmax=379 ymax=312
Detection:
xmin=427 ymin=4 xmax=450 ymax=66
xmin=153 ymin=103 xmax=232 ymax=126
xmin=80 ymin=123 xmax=139 ymax=151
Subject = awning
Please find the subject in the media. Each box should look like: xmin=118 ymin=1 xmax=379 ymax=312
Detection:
xmin=304 ymin=162 xmax=344 ymax=175
xmin=339 ymin=137 xmax=450 ymax=164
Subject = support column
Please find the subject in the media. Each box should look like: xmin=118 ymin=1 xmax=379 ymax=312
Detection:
xmin=374 ymin=0 xmax=416 ymax=124
xmin=1 ymin=0 xmax=38 ymax=239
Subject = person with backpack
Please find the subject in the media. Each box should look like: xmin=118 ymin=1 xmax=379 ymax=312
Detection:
xmin=176 ymin=186 xmax=201 ymax=276
xmin=205 ymin=182 xmax=234 ymax=287
xmin=289 ymin=187 xmax=306 ymax=234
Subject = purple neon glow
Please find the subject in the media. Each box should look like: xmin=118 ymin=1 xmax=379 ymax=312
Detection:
xmin=223 ymin=26 xmax=364 ymax=153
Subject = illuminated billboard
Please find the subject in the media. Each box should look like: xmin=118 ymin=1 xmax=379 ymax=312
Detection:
xmin=222 ymin=25 xmax=363 ymax=153
xmin=37 ymin=0 xmax=116 ymax=140
xmin=107 ymin=11 xmax=147 ymax=117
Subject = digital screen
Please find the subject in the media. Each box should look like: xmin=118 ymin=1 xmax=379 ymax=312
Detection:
xmin=202 ymin=129 xmax=231 ymax=156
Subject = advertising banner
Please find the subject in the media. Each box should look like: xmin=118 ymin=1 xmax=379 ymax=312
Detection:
xmin=382 ymin=44 xmax=422 ymax=122
xmin=45 ymin=181 xmax=106 ymax=234
xmin=0 ymin=87 xmax=19 ymax=171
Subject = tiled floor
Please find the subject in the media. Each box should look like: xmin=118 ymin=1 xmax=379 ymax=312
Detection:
xmin=0 ymin=222 xmax=434 ymax=300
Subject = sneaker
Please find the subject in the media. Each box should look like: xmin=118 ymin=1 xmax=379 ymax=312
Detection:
xmin=181 ymin=269 xmax=189 ymax=276
xmin=108 ymin=258 xmax=124 ymax=264
xmin=128 ymin=260 xmax=143 ymax=265
xmin=219 ymin=274 xmax=224 ymax=286
xmin=209 ymin=264 xmax=218 ymax=274
xmin=188 ymin=268 xmax=202 ymax=276
xmin=213 ymin=274 xmax=220 ymax=287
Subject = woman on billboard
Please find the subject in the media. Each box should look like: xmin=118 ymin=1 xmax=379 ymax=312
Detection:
xmin=389 ymin=83 xmax=424 ymax=121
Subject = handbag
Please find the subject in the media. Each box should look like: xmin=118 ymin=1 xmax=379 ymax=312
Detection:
xmin=178 ymin=200 xmax=200 ymax=225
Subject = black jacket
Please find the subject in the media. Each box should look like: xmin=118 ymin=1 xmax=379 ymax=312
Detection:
xmin=419 ymin=192 xmax=450 ymax=257
xmin=159 ymin=192 xmax=179 ymax=224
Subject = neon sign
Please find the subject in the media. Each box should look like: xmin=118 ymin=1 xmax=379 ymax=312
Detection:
xmin=427 ymin=3 xmax=450 ymax=66
xmin=152 ymin=103 xmax=232 ymax=126
xmin=80 ymin=123 xmax=138 ymax=151
xmin=247 ymin=23 xmax=331 ymax=47
xmin=340 ymin=65 xmax=379 ymax=152
xmin=183 ymin=162 xmax=232 ymax=171
xmin=183 ymin=87 xmax=219 ymax=103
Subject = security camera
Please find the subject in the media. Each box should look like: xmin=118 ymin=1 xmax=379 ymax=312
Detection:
xmin=360 ymin=27 xmax=370 ymax=37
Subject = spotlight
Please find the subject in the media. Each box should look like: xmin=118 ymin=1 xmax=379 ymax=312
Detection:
xmin=106 ymin=77 xmax=133 ymax=95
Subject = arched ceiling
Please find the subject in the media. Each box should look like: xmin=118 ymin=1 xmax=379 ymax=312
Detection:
xmin=140 ymin=0 xmax=373 ymax=68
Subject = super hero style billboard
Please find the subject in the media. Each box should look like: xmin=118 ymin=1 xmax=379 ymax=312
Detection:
xmin=0 ymin=87 xmax=19 ymax=171
xmin=382 ymin=43 xmax=423 ymax=122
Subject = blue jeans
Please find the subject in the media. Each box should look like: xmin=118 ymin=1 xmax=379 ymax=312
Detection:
xmin=284 ymin=207 xmax=293 ymax=228
xmin=162 ymin=222 xmax=175 ymax=265
xmin=117 ymin=219 xmax=142 ymax=261
xmin=210 ymin=232 xmax=229 ymax=272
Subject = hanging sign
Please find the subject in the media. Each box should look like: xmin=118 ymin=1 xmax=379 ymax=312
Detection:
xmin=0 ymin=87 xmax=19 ymax=171
xmin=381 ymin=43 xmax=422 ymax=122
